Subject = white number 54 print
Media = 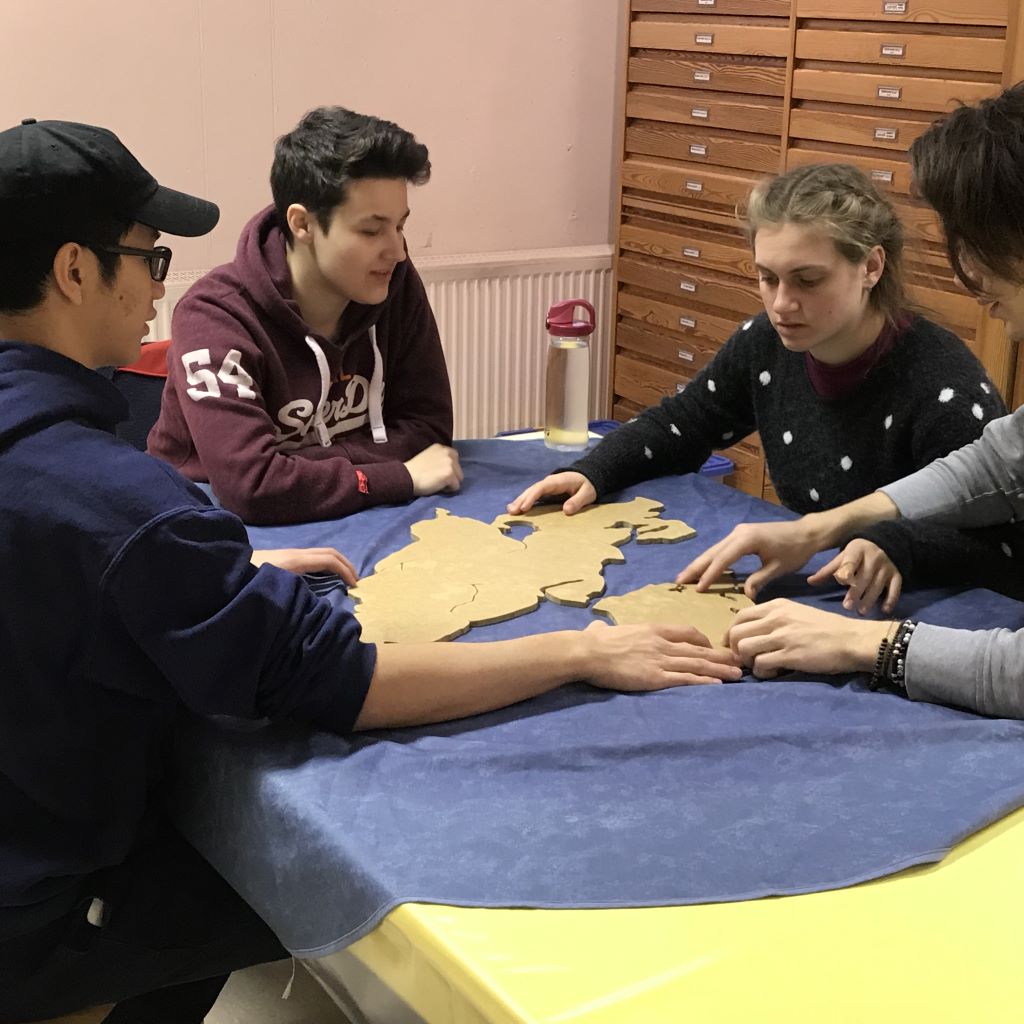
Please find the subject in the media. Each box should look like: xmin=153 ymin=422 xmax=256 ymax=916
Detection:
xmin=182 ymin=348 xmax=257 ymax=402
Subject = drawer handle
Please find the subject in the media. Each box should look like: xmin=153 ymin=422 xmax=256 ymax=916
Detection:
xmin=680 ymin=280 xmax=697 ymax=293
xmin=689 ymin=144 xmax=708 ymax=157
xmin=695 ymin=33 xmax=714 ymax=45
xmin=871 ymin=169 xmax=894 ymax=184
xmin=679 ymin=317 xmax=697 ymax=329
xmin=873 ymin=126 xmax=898 ymax=142
xmin=678 ymin=349 xmax=696 ymax=362
xmin=685 ymin=180 xmax=704 ymax=193
xmin=877 ymin=85 xmax=902 ymax=100
xmin=883 ymin=1 xmax=907 ymax=12
xmin=691 ymin=107 xmax=709 ymax=120
xmin=881 ymin=43 xmax=906 ymax=58
xmin=683 ymin=246 xmax=702 ymax=259
xmin=676 ymin=383 xmax=688 ymax=394
xmin=693 ymin=70 xmax=712 ymax=82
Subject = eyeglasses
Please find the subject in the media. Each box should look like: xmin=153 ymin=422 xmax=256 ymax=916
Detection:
xmin=91 ymin=244 xmax=173 ymax=283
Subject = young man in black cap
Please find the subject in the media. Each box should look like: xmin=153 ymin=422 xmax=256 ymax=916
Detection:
xmin=0 ymin=119 xmax=738 ymax=1022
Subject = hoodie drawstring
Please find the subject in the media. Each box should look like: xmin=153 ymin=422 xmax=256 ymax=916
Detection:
xmin=368 ymin=325 xmax=387 ymax=444
xmin=304 ymin=335 xmax=333 ymax=447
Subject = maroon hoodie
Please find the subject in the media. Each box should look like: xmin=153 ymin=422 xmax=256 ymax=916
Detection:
xmin=148 ymin=206 xmax=453 ymax=524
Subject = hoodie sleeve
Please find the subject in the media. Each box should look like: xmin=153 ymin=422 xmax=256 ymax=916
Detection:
xmin=321 ymin=262 xmax=454 ymax=466
xmin=166 ymin=294 xmax=415 ymax=525
xmin=104 ymin=506 xmax=376 ymax=734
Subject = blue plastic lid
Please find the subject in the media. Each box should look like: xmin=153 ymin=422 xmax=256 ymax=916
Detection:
xmin=699 ymin=453 xmax=733 ymax=476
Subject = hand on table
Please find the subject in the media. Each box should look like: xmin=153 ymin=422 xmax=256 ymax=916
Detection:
xmin=506 ymin=471 xmax=597 ymax=516
xmin=675 ymin=519 xmax=828 ymax=599
xmin=582 ymin=621 xmax=742 ymax=690
xmin=724 ymin=599 xmax=893 ymax=679
xmin=807 ymin=539 xmax=903 ymax=615
xmin=405 ymin=444 xmax=463 ymax=496
xmin=251 ymin=547 xmax=358 ymax=585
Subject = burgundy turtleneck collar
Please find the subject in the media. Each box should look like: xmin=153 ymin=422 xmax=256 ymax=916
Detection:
xmin=803 ymin=314 xmax=913 ymax=400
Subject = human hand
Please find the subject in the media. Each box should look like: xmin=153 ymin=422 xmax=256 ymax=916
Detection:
xmin=675 ymin=518 xmax=829 ymax=599
xmin=506 ymin=472 xmax=597 ymax=516
xmin=725 ymin=599 xmax=893 ymax=679
xmin=251 ymin=547 xmax=358 ymax=585
xmin=581 ymin=620 xmax=742 ymax=690
xmin=404 ymin=444 xmax=464 ymax=496
xmin=808 ymin=539 xmax=903 ymax=615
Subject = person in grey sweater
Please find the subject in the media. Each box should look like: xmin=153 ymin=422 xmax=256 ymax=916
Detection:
xmin=679 ymin=84 xmax=1024 ymax=720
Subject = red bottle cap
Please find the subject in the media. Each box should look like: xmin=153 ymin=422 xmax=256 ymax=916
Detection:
xmin=546 ymin=299 xmax=596 ymax=338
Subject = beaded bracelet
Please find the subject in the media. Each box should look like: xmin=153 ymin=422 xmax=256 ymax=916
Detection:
xmin=869 ymin=620 xmax=900 ymax=691
xmin=885 ymin=619 xmax=917 ymax=692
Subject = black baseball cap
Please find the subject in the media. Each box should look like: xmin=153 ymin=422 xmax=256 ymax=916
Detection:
xmin=0 ymin=118 xmax=219 ymax=237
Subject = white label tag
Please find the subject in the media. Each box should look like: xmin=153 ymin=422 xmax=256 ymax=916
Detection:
xmin=695 ymin=33 xmax=714 ymax=45
xmin=881 ymin=43 xmax=906 ymax=57
xmin=693 ymin=70 xmax=712 ymax=82
xmin=691 ymin=107 xmax=709 ymax=119
xmin=874 ymin=127 xmax=898 ymax=141
xmin=685 ymin=180 xmax=704 ymax=192
xmin=679 ymin=317 xmax=697 ymax=329
xmin=689 ymin=144 xmax=708 ymax=157
xmin=680 ymin=280 xmax=697 ymax=293
xmin=678 ymin=349 xmax=695 ymax=362
xmin=877 ymin=86 xmax=902 ymax=100
xmin=871 ymin=168 xmax=894 ymax=183
xmin=698 ymin=0 xmax=716 ymax=6
xmin=683 ymin=247 xmax=701 ymax=259
xmin=883 ymin=1 xmax=907 ymax=12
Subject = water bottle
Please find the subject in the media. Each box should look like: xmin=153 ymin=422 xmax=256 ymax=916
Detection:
xmin=544 ymin=299 xmax=596 ymax=452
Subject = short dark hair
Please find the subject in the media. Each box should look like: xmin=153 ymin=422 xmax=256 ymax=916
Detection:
xmin=270 ymin=106 xmax=431 ymax=244
xmin=0 ymin=210 xmax=131 ymax=314
xmin=911 ymin=83 xmax=1024 ymax=291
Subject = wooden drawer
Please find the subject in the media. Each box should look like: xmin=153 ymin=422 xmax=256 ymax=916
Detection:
xmin=907 ymin=283 xmax=978 ymax=332
xmin=622 ymin=156 xmax=760 ymax=207
xmin=630 ymin=51 xmax=788 ymax=96
xmin=792 ymin=68 xmax=1000 ymax=113
xmin=616 ymin=317 xmax=724 ymax=374
xmin=627 ymin=120 xmax=781 ymax=173
xmin=617 ymin=254 xmax=763 ymax=316
xmin=893 ymin=200 xmax=944 ymax=249
xmin=795 ymin=0 xmax=1007 ymax=27
xmin=788 ymin=106 xmax=930 ymax=152
xmin=785 ymin=145 xmax=912 ymax=193
xmin=620 ymin=218 xmax=755 ymax=277
xmin=762 ymin=477 xmax=781 ymax=505
xmin=627 ymin=86 xmax=784 ymax=136
xmin=619 ymin=288 xmax=740 ymax=346
xmin=632 ymin=17 xmax=790 ymax=58
xmin=723 ymin=439 xmax=765 ymax=497
xmin=796 ymin=27 xmax=1004 ymax=74
xmin=634 ymin=0 xmax=791 ymax=15
xmin=615 ymin=352 xmax=697 ymax=407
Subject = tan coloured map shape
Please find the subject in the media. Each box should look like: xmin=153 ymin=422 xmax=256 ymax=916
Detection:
xmin=592 ymin=580 xmax=753 ymax=644
xmin=350 ymin=497 xmax=696 ymax=643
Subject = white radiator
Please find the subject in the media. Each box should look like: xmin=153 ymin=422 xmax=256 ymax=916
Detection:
xmin=154 ymin=245 xmax=614 ymax=440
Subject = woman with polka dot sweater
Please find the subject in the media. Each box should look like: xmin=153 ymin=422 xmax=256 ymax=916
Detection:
xmin=509 ymin=163 xmax=1024 ymax=612
xmin=680 ymin=85 xmax=1024 ymax=719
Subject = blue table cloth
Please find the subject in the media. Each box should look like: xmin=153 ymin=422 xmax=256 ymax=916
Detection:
xmin=171 ymin=440 xmax=1024 ymax=956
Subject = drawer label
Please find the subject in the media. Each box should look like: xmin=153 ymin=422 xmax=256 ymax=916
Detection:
xmin=678 ymin=349 xmax=696 ymax=362
xmin=695 ymin=33 xmax=714 ymax=45
xmin=883 ymin=1 xmax=907 ymax=12
xmin=683 ymin=246 xmax=702 ymax=259
xmin=689 ymin=143 xmax=708 ymax=157
xmin=877 ymin=85 xmax=902 ymax=100
xmin=871 ymin=168 xmax=894 ymax=184
xmin=685 ymin=180 xmax=704 ymax=192
xmin=881 ymin=43 xmax=906 ymax=58
xmin=680 ymin=280 xmax=697 ymax=293
xmin=698 ymin=0 xmax=716 ymax=6
xmin=691 ymin=107 xmax=709 ymax=119
xmin=873 ymin=126 xmax=898 ymax=141
xmin=693 ymin=70 xmax=712 ymax=82
xmin=679 ymin=317 xmax=697 ymax=329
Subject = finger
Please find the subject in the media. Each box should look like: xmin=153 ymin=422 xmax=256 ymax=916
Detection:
xmin=750 ymin=653 xmax=783 ymax=680
xmin=654 ymin=624 xmax=713 ymax=648
xmin=856 ymin=571 xmax=888 ymax=616
xmin=832 ymin=561 xmax=859 ymax=587
xmin=841 ymin=569 xmax=871 ymax=612
xmin=694 ymin=544 xmax=749 ymax=592
xmin=882 ymin=573 xmax=902 ymax=615
xmin=807 ymin=551 xmax=845 ymax=587
xmin=507 ymin=481 xmax=552 ymax=515
xmin=562 ymin=489 xmax=591 ymax=516
xmin=674 ymin=547 xmax=716 ymax=585
xmin=743 ymin=561 xmax=782 ymax=600
xmin=668 ymin=653 xmax=743 ymax=678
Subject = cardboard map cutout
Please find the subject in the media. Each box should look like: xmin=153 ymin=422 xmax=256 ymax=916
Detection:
xmin=350 ymin=497 xmax=696 ymax=643
xmin=592 ymin=579 xmax=752 ymax=644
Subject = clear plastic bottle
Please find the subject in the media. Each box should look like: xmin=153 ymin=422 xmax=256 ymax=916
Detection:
xmin=543 ymin=299 xmax=596 ymax=451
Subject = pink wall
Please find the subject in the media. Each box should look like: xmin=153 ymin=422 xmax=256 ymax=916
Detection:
xmin=1 ymin=0 xmax=623 ymax=273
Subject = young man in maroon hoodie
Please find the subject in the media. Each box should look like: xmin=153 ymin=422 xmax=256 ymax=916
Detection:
xmin=149 ymin=106 xmax=461 ymax=525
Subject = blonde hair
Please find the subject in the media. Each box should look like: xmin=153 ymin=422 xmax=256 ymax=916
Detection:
xmin=741 ymin=163 xmax=907 ymax=324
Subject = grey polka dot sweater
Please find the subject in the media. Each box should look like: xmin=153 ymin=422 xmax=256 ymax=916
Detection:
xmin=572 ymin=312 xmax=1024 ymax=597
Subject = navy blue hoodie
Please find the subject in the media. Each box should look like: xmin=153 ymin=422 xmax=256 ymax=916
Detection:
xmin=0 ymin=342 xmax=375 ymax=933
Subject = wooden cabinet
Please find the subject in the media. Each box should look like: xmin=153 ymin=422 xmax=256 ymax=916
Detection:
xmin=610 ymin=0 xmax=1024 ymax=505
